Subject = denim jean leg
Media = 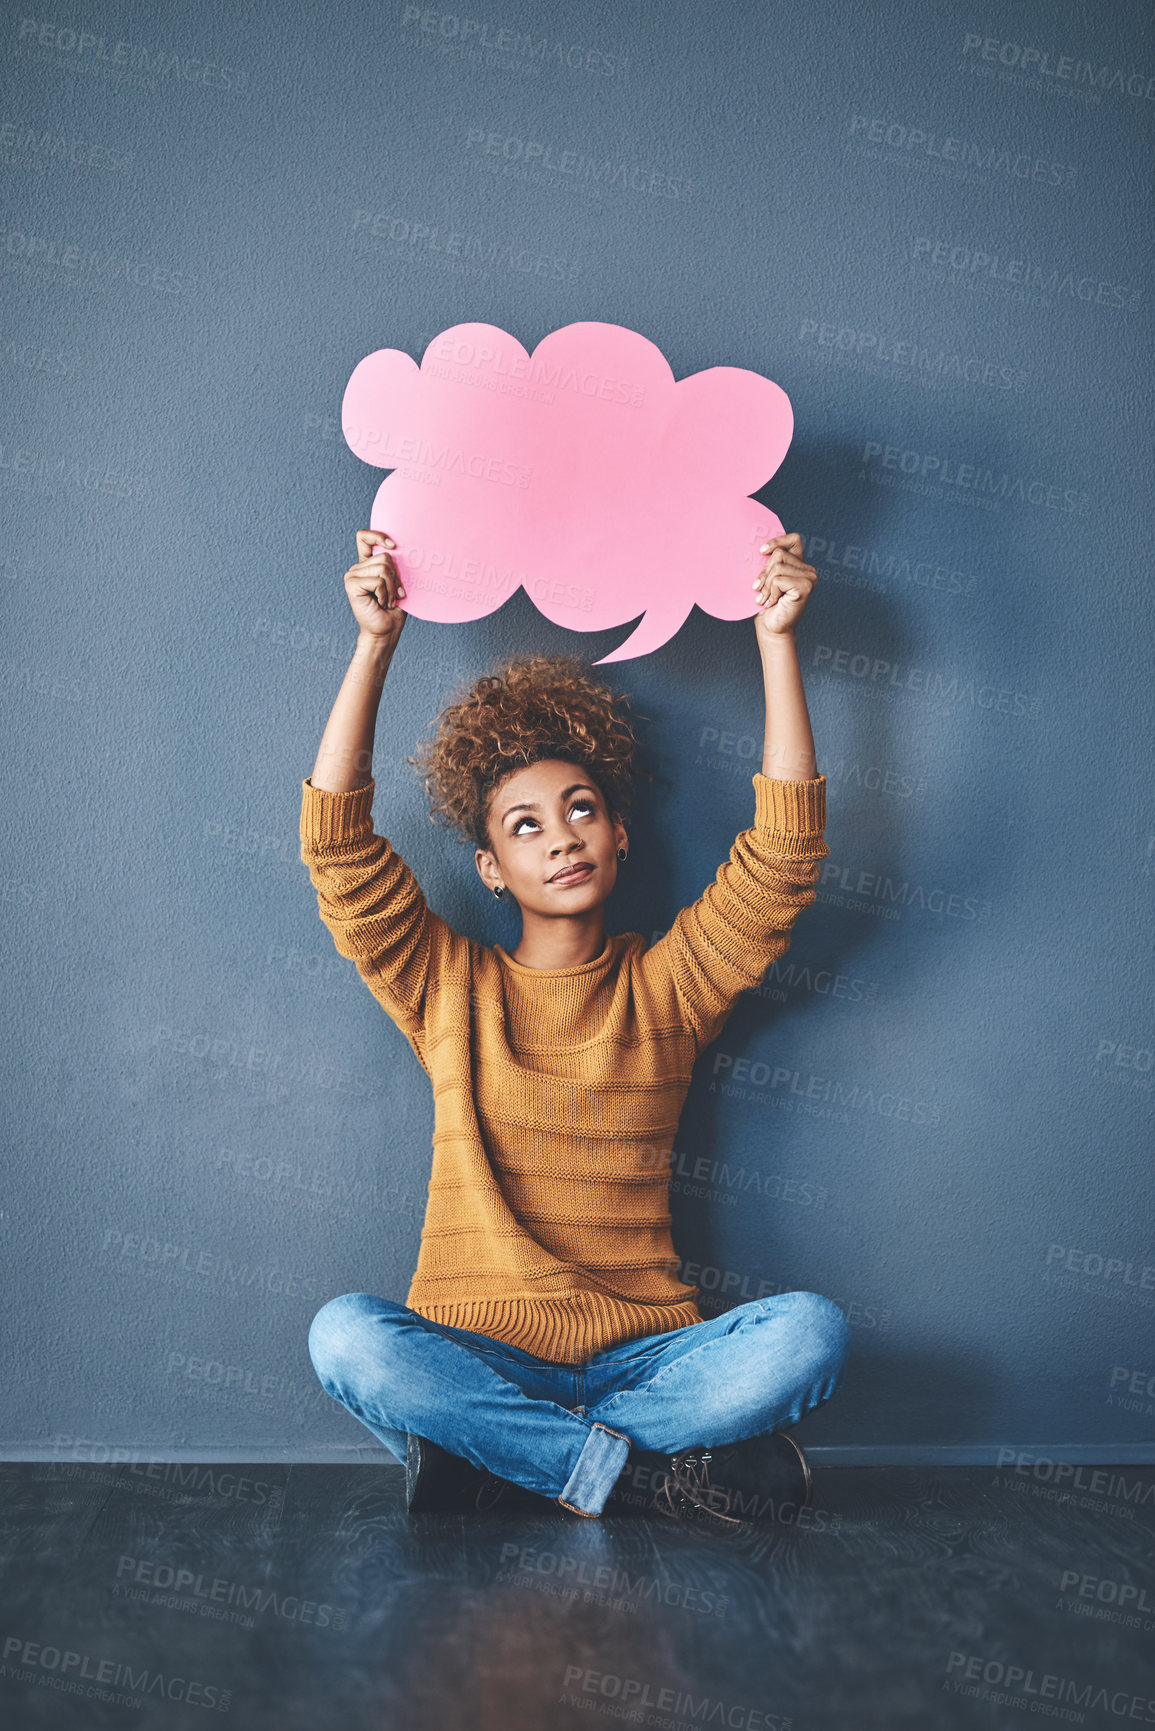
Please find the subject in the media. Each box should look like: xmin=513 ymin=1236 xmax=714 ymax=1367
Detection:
xmin=306 ymin=1293 xmax=629 ymax=1510
xmin=584 ymin=1291 xmax=852 ymax=1453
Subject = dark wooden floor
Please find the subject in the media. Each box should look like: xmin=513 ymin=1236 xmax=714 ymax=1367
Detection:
xmin=0 ymin=1459 xmax=1152 ymax=1728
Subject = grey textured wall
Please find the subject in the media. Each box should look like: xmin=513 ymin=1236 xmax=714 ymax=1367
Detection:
xmin=3 ymin=0 xmax=1152 ymax=1467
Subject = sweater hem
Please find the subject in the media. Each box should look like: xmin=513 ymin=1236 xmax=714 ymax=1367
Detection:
xmin=405 ymin=1288 xmax=704 ymax=1364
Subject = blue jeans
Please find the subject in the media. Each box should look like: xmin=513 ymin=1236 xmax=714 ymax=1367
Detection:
xmin=307 ymin=1291 xmax=851 ymax=1516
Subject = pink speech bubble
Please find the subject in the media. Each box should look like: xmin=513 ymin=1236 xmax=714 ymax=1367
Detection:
xmin=341 ymin=321 xmax=793 ymax=664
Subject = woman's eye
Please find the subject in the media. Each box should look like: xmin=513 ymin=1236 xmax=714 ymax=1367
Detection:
xmin=513 ymin=801 xmax=593 ymax=835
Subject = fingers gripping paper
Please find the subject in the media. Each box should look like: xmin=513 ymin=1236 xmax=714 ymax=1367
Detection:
xmin=341 ymin=321 xmax=794 ymax=664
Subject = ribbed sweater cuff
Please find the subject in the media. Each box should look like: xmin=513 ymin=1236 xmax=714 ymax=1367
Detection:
xmin=300 ymin=776 xmax=377 ymax=850
xmin=752 ymin=771 xmax=826 ymax=835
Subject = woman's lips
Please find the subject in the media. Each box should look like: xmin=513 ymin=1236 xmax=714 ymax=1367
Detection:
xmin=549 ymin=864 xmax=593 ymax=884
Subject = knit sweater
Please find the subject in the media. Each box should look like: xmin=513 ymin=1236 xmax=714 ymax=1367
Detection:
xmin=299 ymin=769 xmax=829 ymax=1364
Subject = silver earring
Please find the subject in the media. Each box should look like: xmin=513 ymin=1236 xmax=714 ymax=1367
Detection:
xmin=494 ymin=885 xmax=504 ymax=898
xmin=617 ymin=848 xmax=627 ymax=861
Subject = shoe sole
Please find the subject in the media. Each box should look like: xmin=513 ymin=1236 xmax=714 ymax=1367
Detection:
xmin=778 ymin=1430 xmax=813 ymax=1508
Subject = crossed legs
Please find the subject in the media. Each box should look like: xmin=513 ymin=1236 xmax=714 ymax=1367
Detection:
xmin=306 ymin=1291 xmax=851 ymax=1516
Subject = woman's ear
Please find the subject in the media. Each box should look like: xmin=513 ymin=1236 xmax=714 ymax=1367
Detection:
xmin=475 ymin=845 xmax=498 ymax=892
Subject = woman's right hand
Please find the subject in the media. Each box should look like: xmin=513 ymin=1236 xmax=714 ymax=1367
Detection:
xmin=343 ymin=528 xmax=408 ymax=647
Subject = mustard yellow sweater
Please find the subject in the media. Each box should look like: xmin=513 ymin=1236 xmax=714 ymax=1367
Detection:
xmin=300 ymin=770 xmax=829 ymax=1364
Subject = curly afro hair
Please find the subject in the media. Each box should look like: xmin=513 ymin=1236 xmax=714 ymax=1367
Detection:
xmin=407 ymin=652 xmax=654 ymax=852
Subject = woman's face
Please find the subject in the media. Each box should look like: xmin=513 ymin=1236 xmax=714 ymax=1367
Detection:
xmin=475 ymin=758 xmax=627 ymax=914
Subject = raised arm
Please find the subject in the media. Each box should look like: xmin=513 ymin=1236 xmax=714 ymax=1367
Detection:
xmin=754 ymin=532 xmax=819 ymax=781
xmin=640 ymin=770 xmax=828 ymax=1054
xmin=309 ymin=529 xmax=406 ymax=794
xmin=638 ymin=534 xmax=828 ymax=1052
xmin=300 ymin=531 xmax=467 ymax=1054
xmin=758 ymin=630 xmax=818 ymax=780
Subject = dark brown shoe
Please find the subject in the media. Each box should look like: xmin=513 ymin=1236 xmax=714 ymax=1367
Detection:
xmin=405 ymin=1433 xmax=509 ymax=1514
xmin=604 ymin=1431 xmax=812 ymax=1528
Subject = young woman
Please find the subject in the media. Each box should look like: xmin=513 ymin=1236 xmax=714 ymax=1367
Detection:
xmin=301 ymin=528 xmax=850 ymax=1526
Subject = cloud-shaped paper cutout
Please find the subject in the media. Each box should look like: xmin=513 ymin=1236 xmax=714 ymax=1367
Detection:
xmin=341 ymin=321 xmax=793 ymax=664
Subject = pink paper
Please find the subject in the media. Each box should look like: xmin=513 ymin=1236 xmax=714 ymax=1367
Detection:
xmin=341 ymin=321 xmax=793 ymax=664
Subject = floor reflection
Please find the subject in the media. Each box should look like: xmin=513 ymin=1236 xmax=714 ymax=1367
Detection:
xmin=0 ymin=1460 xmax=1152 ymax=1727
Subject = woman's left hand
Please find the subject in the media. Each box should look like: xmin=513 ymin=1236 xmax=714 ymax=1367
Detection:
xmin=753 ymin=533 xmax=818 ymax=642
